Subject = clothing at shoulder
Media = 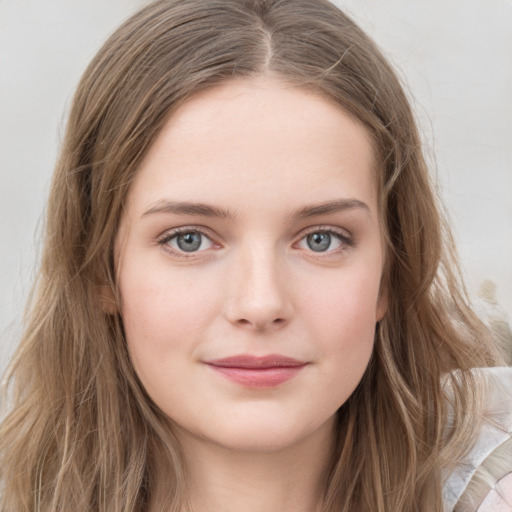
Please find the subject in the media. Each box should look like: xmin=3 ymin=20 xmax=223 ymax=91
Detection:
xmin=443 ymin=367 xmax=512 ymax=512
xmin=477 ymin=472 xmax=512 ymax=512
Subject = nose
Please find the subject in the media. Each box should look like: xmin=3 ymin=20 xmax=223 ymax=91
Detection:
xmin=224 ymin=245 xmax=293 ymax=331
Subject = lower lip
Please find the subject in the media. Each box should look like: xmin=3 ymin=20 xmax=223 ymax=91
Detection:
xmin=206 ymin=365 xmax=306 ymax=388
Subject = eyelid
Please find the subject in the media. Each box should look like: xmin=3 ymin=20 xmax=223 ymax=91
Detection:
xmin=155 ymin=224 xmax=354 ymax=258
xmin=157 ymin=226 xmax=221 ymax=257
xmin=294 ymin=225 xmax=354 ymax=252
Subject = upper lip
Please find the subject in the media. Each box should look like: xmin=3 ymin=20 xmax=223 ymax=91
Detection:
xmin=205 ymin=354 xmax=307 ymax=368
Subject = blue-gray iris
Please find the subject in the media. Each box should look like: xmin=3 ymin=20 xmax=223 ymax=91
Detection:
xmin=177 ymin=232 xmax=202 ymax=252
xmin=307 ymin=233 xmax=331 ymax=252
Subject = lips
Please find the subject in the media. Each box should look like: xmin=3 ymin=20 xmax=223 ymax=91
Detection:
xmin=205 ymin=354 xmax=307 ymax=388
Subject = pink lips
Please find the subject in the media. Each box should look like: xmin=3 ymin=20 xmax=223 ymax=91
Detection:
xmin=205 ymin=355 xmax=307 ymax=388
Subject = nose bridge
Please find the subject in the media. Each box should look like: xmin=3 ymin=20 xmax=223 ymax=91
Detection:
xmin=225 ymin=239 xmax=292 ymax=330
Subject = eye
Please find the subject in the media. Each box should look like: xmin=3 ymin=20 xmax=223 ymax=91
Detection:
xmin=159 ymin=229 xmax=214 ymax=254
xmin=296 ymin=229 xmax=352 ymax=253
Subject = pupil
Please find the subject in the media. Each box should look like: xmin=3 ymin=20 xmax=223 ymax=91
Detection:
xmin=307 ymin=232 xmax=331 ymax=252
xmin=177 ymin=232 xmax=201 ymax=252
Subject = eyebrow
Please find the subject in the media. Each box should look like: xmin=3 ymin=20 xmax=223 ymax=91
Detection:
xmin=142 ymin=200 xmax=232 ymax=219
xmin=141 ymin=198 xmax=369 ymax=220
xmin=294 ymin=199 xmax=370 ymax=219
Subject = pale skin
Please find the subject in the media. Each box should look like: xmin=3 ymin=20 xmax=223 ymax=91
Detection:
xmin=114 ymin=77 xmax=387 ymax=512
xmin=111 ymin=76 xmax=512 ymax=512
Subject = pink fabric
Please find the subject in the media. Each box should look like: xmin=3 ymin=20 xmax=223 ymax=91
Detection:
xmin=443 ymin=367 xmax=512 ymax=511
xmin=477 ymin=472 xmax=512 ymax=512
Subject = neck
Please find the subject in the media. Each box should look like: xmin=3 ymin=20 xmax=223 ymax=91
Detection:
xmin=167 ymin=418 xmax=336 ymax=512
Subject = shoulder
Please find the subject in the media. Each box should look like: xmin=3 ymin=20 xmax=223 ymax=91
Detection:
xmin=444 ymin=367 xmax=512 ymax=512
xmin=476 ymin=472 xmax=512 ymax=511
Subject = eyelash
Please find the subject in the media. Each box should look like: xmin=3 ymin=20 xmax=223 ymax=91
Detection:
xmin=298 ymin=226 xmax=355 ymax=253
xmin=156 ymin=225 xmax=354 ymax=258
xmin=157 ymin=227 xmax=216 ymax=258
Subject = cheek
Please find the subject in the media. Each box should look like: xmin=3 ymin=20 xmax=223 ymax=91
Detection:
xmin=304 ymin=266 xmax=382 ymax=336
xmin=118 ymin=260 xmax=221 ymax=378
xmin=322 ymin=291 xmax=377 ymax=366
xmin=298 ymin=265 xmax=381 ymax=386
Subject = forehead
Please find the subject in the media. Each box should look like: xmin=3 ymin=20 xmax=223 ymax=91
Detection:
xmin=125 ymin=78 xmax=378 ymax=218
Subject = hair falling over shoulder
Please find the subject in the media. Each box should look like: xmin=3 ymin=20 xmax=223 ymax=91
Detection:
xmin=0 ymin=1 xmax=504 ymax=510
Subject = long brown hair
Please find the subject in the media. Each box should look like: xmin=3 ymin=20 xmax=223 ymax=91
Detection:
xmin=0 ymin=1 xmax=502 ymax=510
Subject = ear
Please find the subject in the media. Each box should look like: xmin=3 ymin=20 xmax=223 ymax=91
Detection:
xmin=97 ymin=285 xmax=119 ymax=315
xmin=376 ymin=281 xmax=388 ymax=322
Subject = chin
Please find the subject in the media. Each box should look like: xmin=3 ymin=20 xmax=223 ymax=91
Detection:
xmin=210 ymin=430 xmax=308 ymax=453
xmin=178 ymin=413 xmax=336 ymax=454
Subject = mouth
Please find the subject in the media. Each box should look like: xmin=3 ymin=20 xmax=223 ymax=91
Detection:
xmin=204 ymin=354 xmax=307 ymax=388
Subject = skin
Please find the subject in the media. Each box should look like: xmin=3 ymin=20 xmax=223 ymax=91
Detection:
xmin=115 ymin=77 xmax=387 ymax=512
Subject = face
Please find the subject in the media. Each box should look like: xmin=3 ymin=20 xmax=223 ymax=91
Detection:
xmin=115 ymin=78 xmax=386 ymax=452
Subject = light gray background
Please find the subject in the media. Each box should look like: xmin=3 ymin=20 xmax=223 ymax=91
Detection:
xmin=1 ymin=0 xmax=511 ymax=373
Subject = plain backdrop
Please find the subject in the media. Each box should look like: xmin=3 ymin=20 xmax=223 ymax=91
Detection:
xmin=1 ymin=0 xmax=511 ymax=373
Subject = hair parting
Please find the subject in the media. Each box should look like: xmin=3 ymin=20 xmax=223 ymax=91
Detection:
xmin=0 ymin=1 xmax=503 ymax=511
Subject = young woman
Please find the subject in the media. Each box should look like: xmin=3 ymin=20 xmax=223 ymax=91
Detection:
xmin=1 ymin=1 xmax=511 ymax=511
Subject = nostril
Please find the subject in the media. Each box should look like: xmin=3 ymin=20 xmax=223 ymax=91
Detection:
xmin=235 ymin=317 xmax=286 ymax=328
